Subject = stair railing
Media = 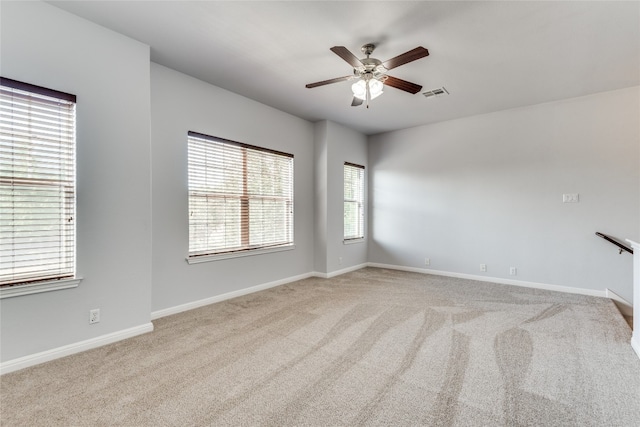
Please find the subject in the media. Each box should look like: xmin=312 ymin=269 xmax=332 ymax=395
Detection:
xmin=595 ymin=232 xmax=634 ymax=255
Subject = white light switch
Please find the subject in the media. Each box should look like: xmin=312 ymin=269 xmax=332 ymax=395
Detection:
xmin=562 ymin=193 xmax=579 ymax=203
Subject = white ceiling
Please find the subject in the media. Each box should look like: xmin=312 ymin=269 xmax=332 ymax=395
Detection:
xmin=48 ymin=1 xmax=639 ymax=135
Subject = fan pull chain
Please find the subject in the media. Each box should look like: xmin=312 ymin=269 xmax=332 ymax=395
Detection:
xmin=366 ymin=80 xmax=370 ymax=108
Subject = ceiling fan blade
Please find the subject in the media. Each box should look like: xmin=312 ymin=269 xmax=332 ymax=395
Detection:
xmin=306 ymin=75 xmax=353 ymax=89
xmin=330 ymin=46 xmax=363 ymax=68
xmin=383 ymin=75 xmax=423 ymax=94
xmin=351 ymin=97 xmax=364 ymax=107
xmin=382 ymin=46 xmax=429 ymax=70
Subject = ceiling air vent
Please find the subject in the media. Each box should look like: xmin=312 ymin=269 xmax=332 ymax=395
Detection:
xmin=423 ymin=87 xmax=449 ymax=98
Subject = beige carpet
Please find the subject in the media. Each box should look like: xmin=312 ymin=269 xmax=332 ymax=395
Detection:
xmin=2 ymin=267 xmax=639 ymax=426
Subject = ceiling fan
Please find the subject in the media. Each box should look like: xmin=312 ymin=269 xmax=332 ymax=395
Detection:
xmin=305 ymin=43 xmax=429 ymax=108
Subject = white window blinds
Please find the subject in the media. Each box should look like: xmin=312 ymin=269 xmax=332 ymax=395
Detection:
xmin=344 ymin=162 xmax=365 ymax=240
xmin=0 ymin=78 xmax=76 ymax=286
xmin=188 ymin=131 xmax=294 ymax=258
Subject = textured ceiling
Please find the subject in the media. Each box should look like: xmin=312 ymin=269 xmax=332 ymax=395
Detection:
xmin=48 ymin=1 xmax=639 ymax=135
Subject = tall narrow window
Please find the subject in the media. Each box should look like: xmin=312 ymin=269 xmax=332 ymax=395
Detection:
xmin=0 ymin=78 xmax=77 ymax=287
xmin=187 ymin=131 xmax=294 ymax=260
xmin=344 ymin=162 xmax=365 ymax=240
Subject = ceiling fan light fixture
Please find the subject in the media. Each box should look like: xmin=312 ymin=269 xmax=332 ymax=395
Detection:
xmin=307 ymin=43 xmax=428 ymax=107
xmin=369 ymin=79 xmax=384 ymax=99
xmin=352 ymin=78 xmax=384 ymax=101
xmin=351 ymin=79 xmax=367 ymax=100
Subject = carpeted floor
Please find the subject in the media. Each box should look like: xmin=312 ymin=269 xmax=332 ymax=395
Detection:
xmin=1 ymin=267 xmax=639 ymax=426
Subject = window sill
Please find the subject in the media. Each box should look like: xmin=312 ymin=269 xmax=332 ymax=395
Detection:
xmin=0 ymin=277 xmax=83 ymax=299
xmin=186 ymin=244 xmax=295 ymax=264
xmin=343 ymin=238 xmax=365 ymax=245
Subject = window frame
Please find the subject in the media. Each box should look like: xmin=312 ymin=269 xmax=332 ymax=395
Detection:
xmin=186 ymin=131 xmax=295 ymax=263
xmin=343 ymin=161 xmax=365 ymax=242
xmin=0 ymin=77 xmax=81 ymax=298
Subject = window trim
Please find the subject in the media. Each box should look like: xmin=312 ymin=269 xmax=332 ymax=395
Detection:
xmin=0 ymin=77 xmax=79 ymax=290
xmin=343 ymin=238 xmax=365 ymax=245
xmin=185 ymin=243 xmax=295 ymax=264
xmin=188 ymin=131 xmax=293 ymax=159
xmin=0 ymin=77 xmax=76 ymax=103
xmin=187 ymin=131 xmax=294 ymax=261
xmin=0 ymin=277 xmax=82 ymax=299
xmin=343 ymin=162 xmax=366 ymax=242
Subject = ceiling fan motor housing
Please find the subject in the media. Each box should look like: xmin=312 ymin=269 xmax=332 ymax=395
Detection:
xmin=355 ymin=57 xmax=387 ymax=81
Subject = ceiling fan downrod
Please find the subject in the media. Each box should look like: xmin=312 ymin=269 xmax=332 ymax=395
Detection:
xmin=361 ymin=43 xmax=376 ymax=57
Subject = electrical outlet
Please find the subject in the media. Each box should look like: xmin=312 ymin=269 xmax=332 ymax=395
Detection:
xmin=480 ymin=264 xmax=487 ymax=272
xmin=338 ymin=257 xmax=343 ymax=265
xmin=89 ymin=309 xmax=100 ymax=324
xmin=510 ymin=267 xmax=517 ymax=276
xmin=424 ymin=258 xmax=430 ymax=266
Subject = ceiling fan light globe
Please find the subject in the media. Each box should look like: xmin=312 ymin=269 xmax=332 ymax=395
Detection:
xmin=351 ymin=80 xmax=367 ymax=100
xmin=369 ymin=79 xmax=384 ymax=99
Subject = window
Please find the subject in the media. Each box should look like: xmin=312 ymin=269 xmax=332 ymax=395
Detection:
xmin=187 ymin=131 xmax=294 ymax=260
xmin=344 ymin=162 xmax=365 ymax=240
xmin=0 ymin=77 xmax=77 ymax=288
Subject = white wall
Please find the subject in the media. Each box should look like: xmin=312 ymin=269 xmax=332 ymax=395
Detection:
xmin=314 ymin=121 xmax=368 ymax=274
xmin=326 ymin=121 xmax=368 ymax=272
xmin=630 ymin=240 xmax=640 ymax=357
xmin=314 ymin=122 xmax=329 ymax=272
xmin=369 ymin=87 xmax=640 ymax=302
xmin=0 ymin=1 xmax=152 ymax=362
xmin=150 ymin=64 xmax=315 ymax=313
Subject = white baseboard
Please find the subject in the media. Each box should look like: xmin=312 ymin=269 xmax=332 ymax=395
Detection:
xmin=313 ymin=263 xmax=368 ymax=279
xmin=605 ymin=289 xmax=634 ymax=317
xmin=366 ymin=263 xmax=608 ymax=298
xmin=152 ymin=266 xmax=372 ymax=320
xmin=151 ymin=272 xmax=315 ymax=320
xmin=3 ymin=262 xmax=626 ymax=374
xmin=2 ymin=268 xmax=354 ymax=374
xmin=632 ymin=334 xmax=640 ymax=360
xmin=0 ymin=322 xmax=154 ymax=375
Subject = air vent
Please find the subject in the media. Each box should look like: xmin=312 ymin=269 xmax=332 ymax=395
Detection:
xmin=423 ymin=87 xmax=449 ymax=98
